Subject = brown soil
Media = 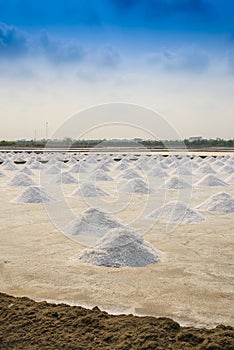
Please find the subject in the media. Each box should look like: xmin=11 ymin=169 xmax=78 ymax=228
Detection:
xmin=0 ymin=292 xmax=233 ymax=350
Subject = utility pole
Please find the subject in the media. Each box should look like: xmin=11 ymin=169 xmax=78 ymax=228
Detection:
xmin=46 ymin=122 xmax=48 ymax=140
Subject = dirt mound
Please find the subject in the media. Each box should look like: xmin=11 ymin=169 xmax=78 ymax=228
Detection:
xmin=0 ymin=293 xmax=233 ymax=350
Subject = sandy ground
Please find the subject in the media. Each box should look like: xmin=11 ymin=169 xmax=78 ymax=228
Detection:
xmin=0 ymin=162 xmax=233 ymax=328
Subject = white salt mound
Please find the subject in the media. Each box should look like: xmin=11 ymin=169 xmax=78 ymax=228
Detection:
xmin=72 ymin=182 xmax=109 ymax=198
xmin=225 ymin=174 xmax=234 ymax=184
xmin=196 ymin=164 xmax=216 ymax=174
xmin=119 ymin=178 xmax=154 ymax=194
xmin=163 ymin=175 xmax=192 ymax=189
xmin=148 ymin=201 xmax=205 ymax=224
xmin=89 ymin=169 xmax=113 ymax=182
xmin=195 ymin=174 xmax=229 ymax=187
xmin=120 ymin=168 xmax=142 ymax=179
xmin=0 ymin=171 xmax=5 ymax=178
xmin=7 ymin=173 xmax=35 ymax=187
xmin=2 ymin=161 xmax=18 ymax=171
xmin=195 ymin=192 xmax=234 ymax=213
xmin=78 ymin=227 xmax=161 ymax=267
xmin=70 ymin=163 xmax=87 ymax=173
xmin=19 ymin=166 xmax=34 ymax=176
xmin=51 ymin=172 xmax=77 ymax=184
xmin=147 ymin=167 xmax=168 ymax=178
xmin=13 ymin=186 xmax=54 ymax=204
xmin=64 ymin=208 xmax=125 ymax=238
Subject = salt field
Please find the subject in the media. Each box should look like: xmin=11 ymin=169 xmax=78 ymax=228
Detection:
xmin=0 ymin=150 xmax=233 ymax=328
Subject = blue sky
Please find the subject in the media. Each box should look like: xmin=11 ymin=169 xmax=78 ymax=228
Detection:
xmin=0 ymin=0 xmax=234 ymax=139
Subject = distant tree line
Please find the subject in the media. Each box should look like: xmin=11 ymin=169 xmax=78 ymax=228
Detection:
xmin=0 ymin=138 xmax=233 ymax=148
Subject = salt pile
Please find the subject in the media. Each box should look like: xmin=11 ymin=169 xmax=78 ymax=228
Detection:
xmin=45 ymin=165 xmax=61 ymax=174
xmin=195 ymin=164 xmax=216 ymax=174
xmin=0 ymin=171 xmax=5 ymax=178
xmin=29 ymin=161 xmax=42 ymax=170
xmin=120 ymin=168 xmax=142 ymax=179
xmin=225 ymin=174 xmax=234 ymax=184
xmin=147 ymin=166 xmax=168 ymax=178
xmin=51 ymin=172 xmax=77 ymax=184
xmin=89 ymin=169 xmax=113 ymax=182
xmin=64 ymin=208 xmax=124 ymax=238
xmin=119 ymin=178 xmax=154 ymax=194
xmin=19 ymin=166 xmax=34 ymax=176
xmin=148 ymin=201 xmax=205 ymax=224
xmin=195 ymin=174 xmax=229 ymax=187
xmin=2 ymin=161 xmax=18 ymax=171
xmin=13 ymin=186 xmax=54 ymax=204
xmin=72 ymin=182 xmax=109 ymax=198
xmin=163 ymin=175 xmax=192 ymax=189
xmin=170 ymin=166 xmax=192 ymax=176
xmin=78 ymin=227 xmax=161 ymax=267
xmin=7 ymin=173 xmax=35 ymax=187
xmin=70 ymin=163 xmax=88 ymax=173
xmin=219 ymin=165 xmax=234 ymax=174
xmin=196 ymin=192 xmax=234 ymax=213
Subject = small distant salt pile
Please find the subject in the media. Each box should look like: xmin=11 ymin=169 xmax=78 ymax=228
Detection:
xmin=148 ymin=201 xmax=205 ymax=224
xmin=163 ymin=175 xmax=192 ymax=189
xmin=119 ymin=178 xmax=154 ymax=194
xmin=70 ymin=162 xmax=88 ymax=173
xmin=0 ymin=171 xmax=5 ymax=177
xmin=7 ymin=173 xmax=35 ymax=187
xmin=64 ymin=208 xmax=124 ymax=238
xmin=170 ymin=165 xmax=192 ymax=176
xmin=89 ymin=169 xmax=113 ymax=182
xmin=29 ymin=160 xmax=42 ymax=170
xmin=195 ymin=174 xmax=229 ymax=187
xmin=219 ymin=165 xmax=234 ymax=174
xmin=13 ymin=186 xmax=54 ymax=204
xmin=2 ymin=161 xmax=18 ymax=171
xmin=19 ymin=166 xmax=34 ymax=176
xmin=78 ymin=227 xmax=161 ymax=267
xmin=225 ymin=174 xmax=234 ymax=184
xmin=96 ymin=162 xmax=112 ymax=172
xmin=51 ymin=172 xmax=77 ymax=184
xmin=195 ymin=164 xmax=216 ymax=174
xmin=147 ymin=166 xmax=168 ymax=178
xmin=115 ymin=161 xmax=129 ymax=171
xmin=45 ymin=165 xmax=61 ymax=174
xmin=72 ymin=182 xmax=109 ymax=198
xmin=196 ymin=192 xmax=234 ymax=213
xmin=120 ymin=168 xmax=142 ymax=180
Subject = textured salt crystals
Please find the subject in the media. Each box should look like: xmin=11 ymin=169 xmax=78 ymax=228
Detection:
xmin=7 ymin=173 xmax=35 ymax=187
xmin=89 ymin=169 xmax=113 ymax=182
xmin=163 ymin=175 xmax=192 ymax=189
xmin=78 ymin=227 xmax=161 ymax=267
xmin=13 ymin=186 xmax=54 ymax=204
xmin=148 ymin=201 xmax=205 ymax=224
xmin=196 ymin=192 xmax=234 ymax=213
xmin=72 ymin=182 xmax=109 ymax=198
xmin=64 ymin=208 xmax=124 ymax=238
xmin=195 ymin=174 xmax=229 ymax=187
xmin=119 ymin=178 xmax=154 ymax=194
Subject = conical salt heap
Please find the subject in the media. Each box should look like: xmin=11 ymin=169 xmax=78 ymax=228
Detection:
xmin=7 ymin=173 xmax=35 ymax=187
xmin=13 ymin=186 xmax=54 ymax=204
xmin=163 ymin=175 xmax=192 ymax=189
xmin=89 ymin=169 xmax=113 ymax=182
xmin=119 ymin=178 xmax=154 ymax=194
xmin=72 ymin=182 xmax=109 ymax=198
xmin=195 ymin=174 xmax=229 ymax=187
xmin=195 ymin=192 xmax=234 ymax=213
xmin=51 ymin=172 xmax=77 ymax=184
xmin=64 ymin=208 xmax=125 ymax=238
xmin=78 ymin=227 xmax=161 ymax=267
xmin=148 ymin=201 xmax=205 ymax=224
